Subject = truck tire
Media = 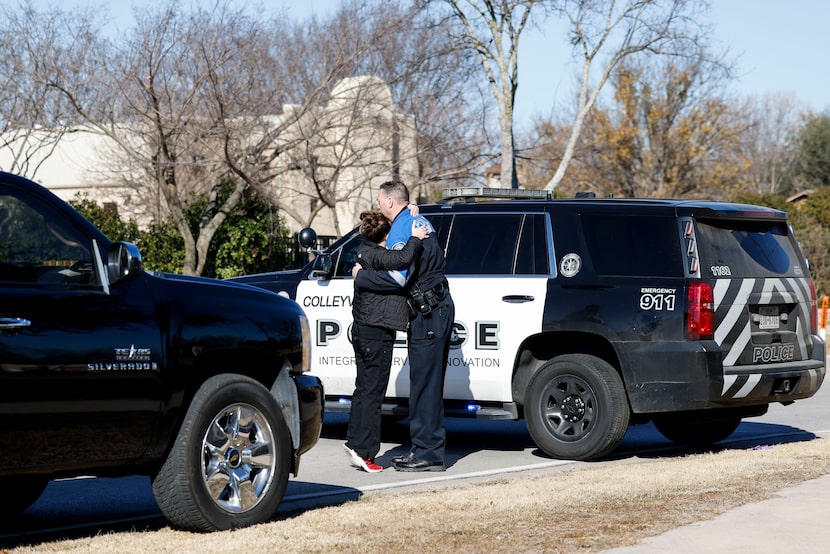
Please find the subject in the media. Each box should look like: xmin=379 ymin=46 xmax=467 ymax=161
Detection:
xmin=152 ymin=373 xmax=291 ymax=532
xmin=524 ymin=354 xmax=629 ymax=461
xmin=653 ymin=415 xmax=741 ymax=446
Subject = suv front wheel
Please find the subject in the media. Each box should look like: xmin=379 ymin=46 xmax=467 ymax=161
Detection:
xmin=524 ymin=354 xmax=629 ymax=461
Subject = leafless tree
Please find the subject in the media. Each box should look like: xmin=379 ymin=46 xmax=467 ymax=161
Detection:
xmin=9 ymin=0 xmax=317 ymax=274
xmin=273 ymin=0 xmax=492 ymax=224
xmin=3 ymin=0 xmax=494 ymax=272
xmin=365 ymin=1 xmax=495 ymax=201
xmin=737 ymin=93 xmax=803 ymax=196
xmin=543 ymin=0 xmax=717 ymax=192
xmin=0 ymin=2 xmax=97 ymax=178
xmin=434 ymin=0 xmax=541 ymax=190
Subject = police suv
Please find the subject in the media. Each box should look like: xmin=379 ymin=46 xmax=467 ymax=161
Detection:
xmin=232 ymin=187 xmax=825 ymax=461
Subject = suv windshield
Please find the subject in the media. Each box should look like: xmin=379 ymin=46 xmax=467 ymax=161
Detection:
xmin=695 ymin=219 xmax=801 ymax=278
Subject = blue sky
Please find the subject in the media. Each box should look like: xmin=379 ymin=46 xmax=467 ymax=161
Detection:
xmin=31 ymin=0 xmax=830 ymax=127
xmin=515 ymin=0 xmax=830 ymax=128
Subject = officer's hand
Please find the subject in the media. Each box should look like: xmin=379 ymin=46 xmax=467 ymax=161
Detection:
xmin=351 ymin=263 xmax=361 ymax=278
xmin=408 ymin=203 xmax=420 ymax=217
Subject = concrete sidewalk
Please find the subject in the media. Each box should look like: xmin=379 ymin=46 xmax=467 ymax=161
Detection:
xmin=603 ymin=473 xmax=830 ymax=553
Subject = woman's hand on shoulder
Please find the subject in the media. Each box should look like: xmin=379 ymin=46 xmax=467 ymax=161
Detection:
xmin=411 ymin=221 xmax=428 ymax=240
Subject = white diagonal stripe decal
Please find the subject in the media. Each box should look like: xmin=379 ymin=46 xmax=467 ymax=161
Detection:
xmin=722 ymin=374 xmax=738 ymax=395
xmin=734 ymin=374 xmax=762 ymax=398
xmin=715 ymin=278 xmax=754 ymax=351
xmin=787 ymin=277 xmax=810 ymax=358
xmin=723 ymin=321 xmax=750 ymax=366
xmin=760 ymin=278 xmax=793 ymax=304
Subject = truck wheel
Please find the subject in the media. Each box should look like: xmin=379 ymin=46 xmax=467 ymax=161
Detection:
xmin=0 ymin=476 xmax=48 ymax=515
xmin=152 ymin=374 xmax=291 ymax=532
xmin=653 ymin=416 xmax=741 ymax=446
xmin=524 ymin=354 xmax=629 ymax=461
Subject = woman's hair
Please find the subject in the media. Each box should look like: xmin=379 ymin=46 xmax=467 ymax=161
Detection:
xmin=359 ymin=210 xmax=391 ymax=244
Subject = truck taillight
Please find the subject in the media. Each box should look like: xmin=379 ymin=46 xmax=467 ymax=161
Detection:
xmin=809 ymin=279 xmax=818 ymax=334
xmin=687 ymin=281 xmax=714 ymax=340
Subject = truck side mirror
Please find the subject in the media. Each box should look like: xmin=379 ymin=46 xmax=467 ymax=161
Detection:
xmin=107 ymin=241 xmax=143 ymax=284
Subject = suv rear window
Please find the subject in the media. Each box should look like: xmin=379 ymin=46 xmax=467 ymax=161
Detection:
xmin=695 ymin=219 xmax=801 ymax=278
xmin=581 ymin=214 xmax=681 ymax=277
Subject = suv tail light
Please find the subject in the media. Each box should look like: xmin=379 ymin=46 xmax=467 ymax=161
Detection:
xmin=687 ymin=281 xmax=714 ymax=340
xmin=808 ymin=279 xmax=818 ymax=334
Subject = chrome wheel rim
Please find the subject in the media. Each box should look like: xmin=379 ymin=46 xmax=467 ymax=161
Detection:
xmin=201 ymin=403 xmax=276 ymax=513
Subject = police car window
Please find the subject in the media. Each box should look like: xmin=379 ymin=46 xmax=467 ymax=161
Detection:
xmin=695 ymin=219 xmax=797 ymax=277
xmin=333 ymin=233 xmax=362 ymax=277
xmin=581 ymin=214 xmax=681 ymax=277
xmin=422 ymin=214 xmax=449 ymax=252
xmin=515 ymin=214 xmax=549 ymax=275
xmin=0 ymin=191 xmax=100 ymax=286
xmin=444 ymin=214 xmax=523 ymax=275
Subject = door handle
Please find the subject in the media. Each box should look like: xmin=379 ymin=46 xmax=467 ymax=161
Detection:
xmin=502 ymin=295 xmax=534 ymax=303
xmin=0 ymin=317 xmax=32 ymax=328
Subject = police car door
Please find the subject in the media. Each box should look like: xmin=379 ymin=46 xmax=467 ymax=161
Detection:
xmin=436 ymin=212 xmax=550 ymax=407
xmin=295 ymin=233 xmax=365 ymax=403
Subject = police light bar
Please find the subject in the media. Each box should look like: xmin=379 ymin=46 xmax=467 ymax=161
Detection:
xmin=443 ymin=187 xmax=552 ymax=200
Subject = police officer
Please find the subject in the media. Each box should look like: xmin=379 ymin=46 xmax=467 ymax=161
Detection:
xmin=358 ymin=180 xmax=454 ymax=472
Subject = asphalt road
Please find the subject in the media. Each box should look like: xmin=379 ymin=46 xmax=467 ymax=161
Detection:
xmin=3 ymin=380 xmax=828 ymax=549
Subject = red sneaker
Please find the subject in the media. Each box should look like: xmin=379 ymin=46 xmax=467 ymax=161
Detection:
xmin=343 ymin=444 xmax=383 ymax=473
xmin=360 ymin=457 xmax=383 ymax=473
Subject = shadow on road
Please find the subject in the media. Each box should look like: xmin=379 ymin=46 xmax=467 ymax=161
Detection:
xmin=1 ymin=418 xmax=818 ymax=550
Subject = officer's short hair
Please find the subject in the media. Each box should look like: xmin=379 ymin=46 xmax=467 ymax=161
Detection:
xmin=379 ymin=180 xmax=409 ymax=204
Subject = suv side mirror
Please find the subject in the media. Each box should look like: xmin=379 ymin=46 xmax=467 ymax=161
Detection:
xmin=299 ymin=227 xmax=332 ymax=278
xmin=107 ymin=241 xmax=143 ymax=284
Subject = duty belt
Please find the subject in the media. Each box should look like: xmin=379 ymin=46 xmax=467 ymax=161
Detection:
xmin=408 ymin=280 xmax=448 ymax=316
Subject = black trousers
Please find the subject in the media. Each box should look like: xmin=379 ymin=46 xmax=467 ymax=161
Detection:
xmin=346 ymin=323 xmax=396 ymax=460
xmin=406 ymin=292 xmax=454 ymax=463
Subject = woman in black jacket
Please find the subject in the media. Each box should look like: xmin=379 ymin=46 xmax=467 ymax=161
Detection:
xmin=344 ymin=210 xmax=427 ymax=472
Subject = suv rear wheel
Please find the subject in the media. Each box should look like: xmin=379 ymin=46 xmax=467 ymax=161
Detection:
xmin=152 ymin=374 xmax=291 ymax=532
xmin=524 ymin=354 xmax=629 ymax=461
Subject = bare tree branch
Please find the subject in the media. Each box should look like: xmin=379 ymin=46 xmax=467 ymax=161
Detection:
xmin=438 ymin=0 xmax=541 ymax=189
xmin=544 ymin=0 xmax=719 ymax=191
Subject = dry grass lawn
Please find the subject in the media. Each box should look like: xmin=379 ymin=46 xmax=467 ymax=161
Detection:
xmin=8 ymin=438 xmax=830 ymax=553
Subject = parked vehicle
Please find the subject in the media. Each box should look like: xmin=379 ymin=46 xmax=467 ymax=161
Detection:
xmin=232 ymin=187 xmax=825 ymax=461
xmin=0 ymin=172 xmax=323 ymax=532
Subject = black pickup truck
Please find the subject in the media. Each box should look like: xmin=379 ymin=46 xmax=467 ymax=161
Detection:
xmin=0 ymin=172 xmax=323 ymax=532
